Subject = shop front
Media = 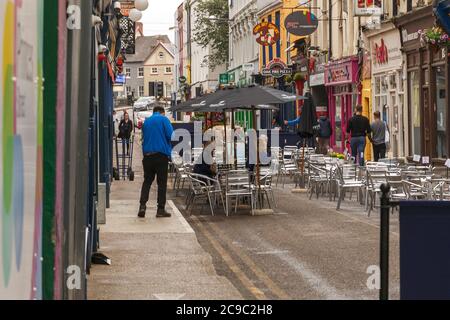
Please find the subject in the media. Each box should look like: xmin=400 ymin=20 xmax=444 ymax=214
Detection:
xmin=367 ymin=22 xmax=405 ymax=157
xmin=325 ymin=57 xmax=360 ymax=152
xmin=396 ymin=5 xmax=450 ymax=159
xmin=310 ymin=62 xmax=328 ymax=118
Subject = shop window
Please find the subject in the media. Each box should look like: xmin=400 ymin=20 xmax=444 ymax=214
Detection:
xmin=335 ymin=96 xmax=342 ymax=148
xmin=434 ymin=66 xmax=447 ymax=158
xmin=409 ymin=71 xmax=421 ymax=155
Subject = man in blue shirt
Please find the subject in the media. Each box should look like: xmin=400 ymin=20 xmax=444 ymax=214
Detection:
xmin=138 ymin=106 xmax=174 ymax=218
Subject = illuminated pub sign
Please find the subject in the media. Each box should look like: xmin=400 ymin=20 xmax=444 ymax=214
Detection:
xmin=324 ymin=58 xmax=359 ymax=86
xmin=253 ymin=22 xmax=280 ymax=46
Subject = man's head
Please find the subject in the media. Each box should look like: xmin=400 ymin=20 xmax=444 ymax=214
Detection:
xmin=153 ymin=106 xmax=165 ymax=115
xmin=373 ymin=111 xmax=381 ymax=120
xmin=355 ymin=105 xmax=363 ymax=115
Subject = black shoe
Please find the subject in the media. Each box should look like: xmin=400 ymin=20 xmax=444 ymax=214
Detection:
xmin=156 ymin=209 xmax=171 ymax=218
xmin=138 ymin=205 xmax=147 ymax=218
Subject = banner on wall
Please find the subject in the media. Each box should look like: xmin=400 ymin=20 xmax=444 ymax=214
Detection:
xmin=0 ymin=0 xmax=43 ymax=299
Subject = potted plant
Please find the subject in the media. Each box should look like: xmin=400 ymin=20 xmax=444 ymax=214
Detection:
xmin=293 ymin=72 xmax=305 ymax=82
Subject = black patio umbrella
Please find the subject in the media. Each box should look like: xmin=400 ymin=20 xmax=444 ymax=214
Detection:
xmin=298 ymin=91 xmax=317 ymax=137
xmin=197 ymin=85 xmax=305 ymax=112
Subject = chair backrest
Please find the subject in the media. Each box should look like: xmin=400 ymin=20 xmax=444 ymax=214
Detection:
xmin=187 ymin=173 xmax=208 ymax=195
xmin=226 ymin=171 xmax=251 ymax=192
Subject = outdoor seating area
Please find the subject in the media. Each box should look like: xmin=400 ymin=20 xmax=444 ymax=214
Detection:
xmin=170 ymin=145 xmax=450 ymax=217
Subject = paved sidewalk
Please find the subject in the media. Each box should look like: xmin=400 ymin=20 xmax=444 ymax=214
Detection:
xmin=88 ymin=147 xmax=242 ymax=300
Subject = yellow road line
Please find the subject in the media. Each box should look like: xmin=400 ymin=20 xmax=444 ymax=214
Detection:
xmin=191 ymin=216 xmax=267 ymax=300
xmin=200 ymin=217 xmax=291 ymax=300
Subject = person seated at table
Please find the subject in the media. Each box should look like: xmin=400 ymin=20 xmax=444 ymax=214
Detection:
xmin=194 ymin=141 xmax=217 ymax=181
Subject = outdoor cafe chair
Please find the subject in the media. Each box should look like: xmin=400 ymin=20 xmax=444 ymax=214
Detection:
xmin=185 ymin=174 xmax=216 ymax=216
xmin=225 ymin=171 xmax=255 ymax=216
xmin=187 ymin=173 xmax=225 ymax=215
xmin=308 ymin=164 xmax=330 ymax=200
xmin=365 ymin=168 xmax=389 ymax=215
xmin=402 ymin=180 xmax=429 ymax=200
xmin=335 ymin=164 xmax=365 ymax=210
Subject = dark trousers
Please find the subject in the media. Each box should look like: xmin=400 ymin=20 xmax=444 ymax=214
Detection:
xmin=350 ymin=136 xmax=366 ymax=166
xmin=373 ymin=143 xmax=386 ymax=162
xmin=140 ymin=153 xmax=169 ymax=209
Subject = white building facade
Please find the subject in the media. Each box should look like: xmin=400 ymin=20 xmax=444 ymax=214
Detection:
xmin=228 ymin=0 xmax=259 ymax=87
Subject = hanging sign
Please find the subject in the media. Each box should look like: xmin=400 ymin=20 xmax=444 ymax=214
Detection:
xmin=119 ymin=0 xmax=135 ymax=16
xmin=284 ymin=11 xmax=319 ymax=37
xmin=253 ymin=22 xmax=280 ymax=46
xmin=179 ymin=76 xmax=187 ymax=84
xmin=354 ymin=0 xmax=383 ymax=16
xmin=262 ymin=58 xmax=292 ymax=78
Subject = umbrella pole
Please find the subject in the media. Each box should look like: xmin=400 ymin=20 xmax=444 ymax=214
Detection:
xmin=223 ymin=111 xmax=227 ymax=164
xmin=252 ymin=107 xmax=262 ymax=209
xmin=232 ymin=110 xmax=237 ymax=167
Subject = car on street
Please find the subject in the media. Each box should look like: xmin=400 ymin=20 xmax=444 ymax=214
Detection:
xmin=133 ymin=96 xmax=156 ymax=112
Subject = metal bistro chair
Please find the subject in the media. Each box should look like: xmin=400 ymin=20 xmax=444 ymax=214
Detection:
xmin=365 ymin=168 xmax=388 ymax=215
xmin=307 ymin=164 xmax=330 ymax=200
xmin=186 ymin=174 xmax=214 ymax=216
xmin=252 ymin=172 xmax=277 ymax=209
xmin=186 ymin=173 xmax=225 ymax=216
xmin=225 ymin=170 xmax=255 ymax=216
xmin=335 ymin=164 xmax=365 ymax=210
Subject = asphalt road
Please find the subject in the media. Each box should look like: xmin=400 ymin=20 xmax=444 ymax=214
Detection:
xmin=172 ymin=183 xmax=400 ymax=300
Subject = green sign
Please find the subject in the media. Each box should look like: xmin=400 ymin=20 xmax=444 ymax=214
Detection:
xmin=179 ymin=76 xmax=187 ymax=84
xmin=219 ymin=73 xmax=229 ymax=85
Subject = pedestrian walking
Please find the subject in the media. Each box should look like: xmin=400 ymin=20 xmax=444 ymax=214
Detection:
xmin=138 ymin=106 xmax=174 ymax=218
xmin=317 ymin=115 xmax=332 ymax=155
xmin=346 ymin=105 xmax=371 ymax=166
xmin=370 ymin=111 xmax=389 ymax=162
xmin=118 ymin=112 xmax=133 ymax=155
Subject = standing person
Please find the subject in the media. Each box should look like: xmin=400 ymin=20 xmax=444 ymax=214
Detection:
xmin=346 ymin=105 xmax=371 ymax=166
xmin=118 ymin=112 xmax=133 ymax=155
xmin=371 ymin=111 xmax=389 ymax=162
xmin=317 ymin=115 xmax=332 ymax=155
xmin=138 ymin=106 xmax=174 ymax=218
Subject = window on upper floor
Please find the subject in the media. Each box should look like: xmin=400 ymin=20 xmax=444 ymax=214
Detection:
xmin=125 ymin=68 xmax=131 ymax=78
xmin=159 ymin=52 xmax=164 ymax=60
xmin=165 ymin=66 xmax=172 ymax=74
xmin=151 ymin=67 xmax=158 ymax=74
xmin=138 ymin=67 xmax=144 ymax=78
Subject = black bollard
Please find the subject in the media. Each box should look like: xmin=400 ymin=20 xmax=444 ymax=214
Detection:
xmin=380 ymin=183 xmax=391 ymax=300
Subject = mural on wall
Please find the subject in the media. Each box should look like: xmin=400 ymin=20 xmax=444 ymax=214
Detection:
xmin=0 ymin=0 xmax=43 ymax=299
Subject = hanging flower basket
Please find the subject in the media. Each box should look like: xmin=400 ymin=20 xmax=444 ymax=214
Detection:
xmin=293 ymin=72 xmax=305 ymax=82
xmin=418 ymin=27 xmax=450 ymax=49
xmin=285 ymin=75 xmax=293 ymax=84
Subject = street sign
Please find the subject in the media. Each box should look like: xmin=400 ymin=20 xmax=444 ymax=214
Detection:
xmin=219 ymin=73 xmax=229 ymax=85
xmin=253 ymin=22 xmax=280 ymax=46
xmin=284 ymin=11 xmax=319 ymax=37
xmin=262 ymin=58 xmax=292 ymax=78
xmin=179 ymin=76 xmax=187 ymax=84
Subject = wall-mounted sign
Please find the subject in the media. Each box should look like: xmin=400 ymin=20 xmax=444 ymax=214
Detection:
xmin=179 ymin=76 xmax=187 ymax=83
xmin=324 ymin=57 xmax=359 ymax=86
xmin=119 ymin=0 xmax=135 ymax=16
xmin=370 ymin=29 xmax=402 ymax=73
xmin=262 ymin=58 xmax=292 ymax=78
xmin=115 ymin=74 xmax=126 ymax=84
xmin=253 ymin=22 xmax=280 ymax=46
xmin=354 ymin=0 xmax=383 ymax=16
xmin=374 ymin=38 xmax=388 ymax=65
xmin=284 ymin=11 xmax=319 ymax=37
xmin=242 ymin=63 xmax=254 ymax=72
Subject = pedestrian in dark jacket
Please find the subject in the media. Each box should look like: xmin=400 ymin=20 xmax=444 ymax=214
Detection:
xmin=118 ymin=112 xmax=133 ymax=155
xmin=317 ymin=116 xmax=332 ymax=155
xmin=346 ymin=105 xmax=371 ymax=166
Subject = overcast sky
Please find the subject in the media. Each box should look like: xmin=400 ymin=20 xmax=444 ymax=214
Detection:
xmin=141 ymin=0 xmax=182 ymax=43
